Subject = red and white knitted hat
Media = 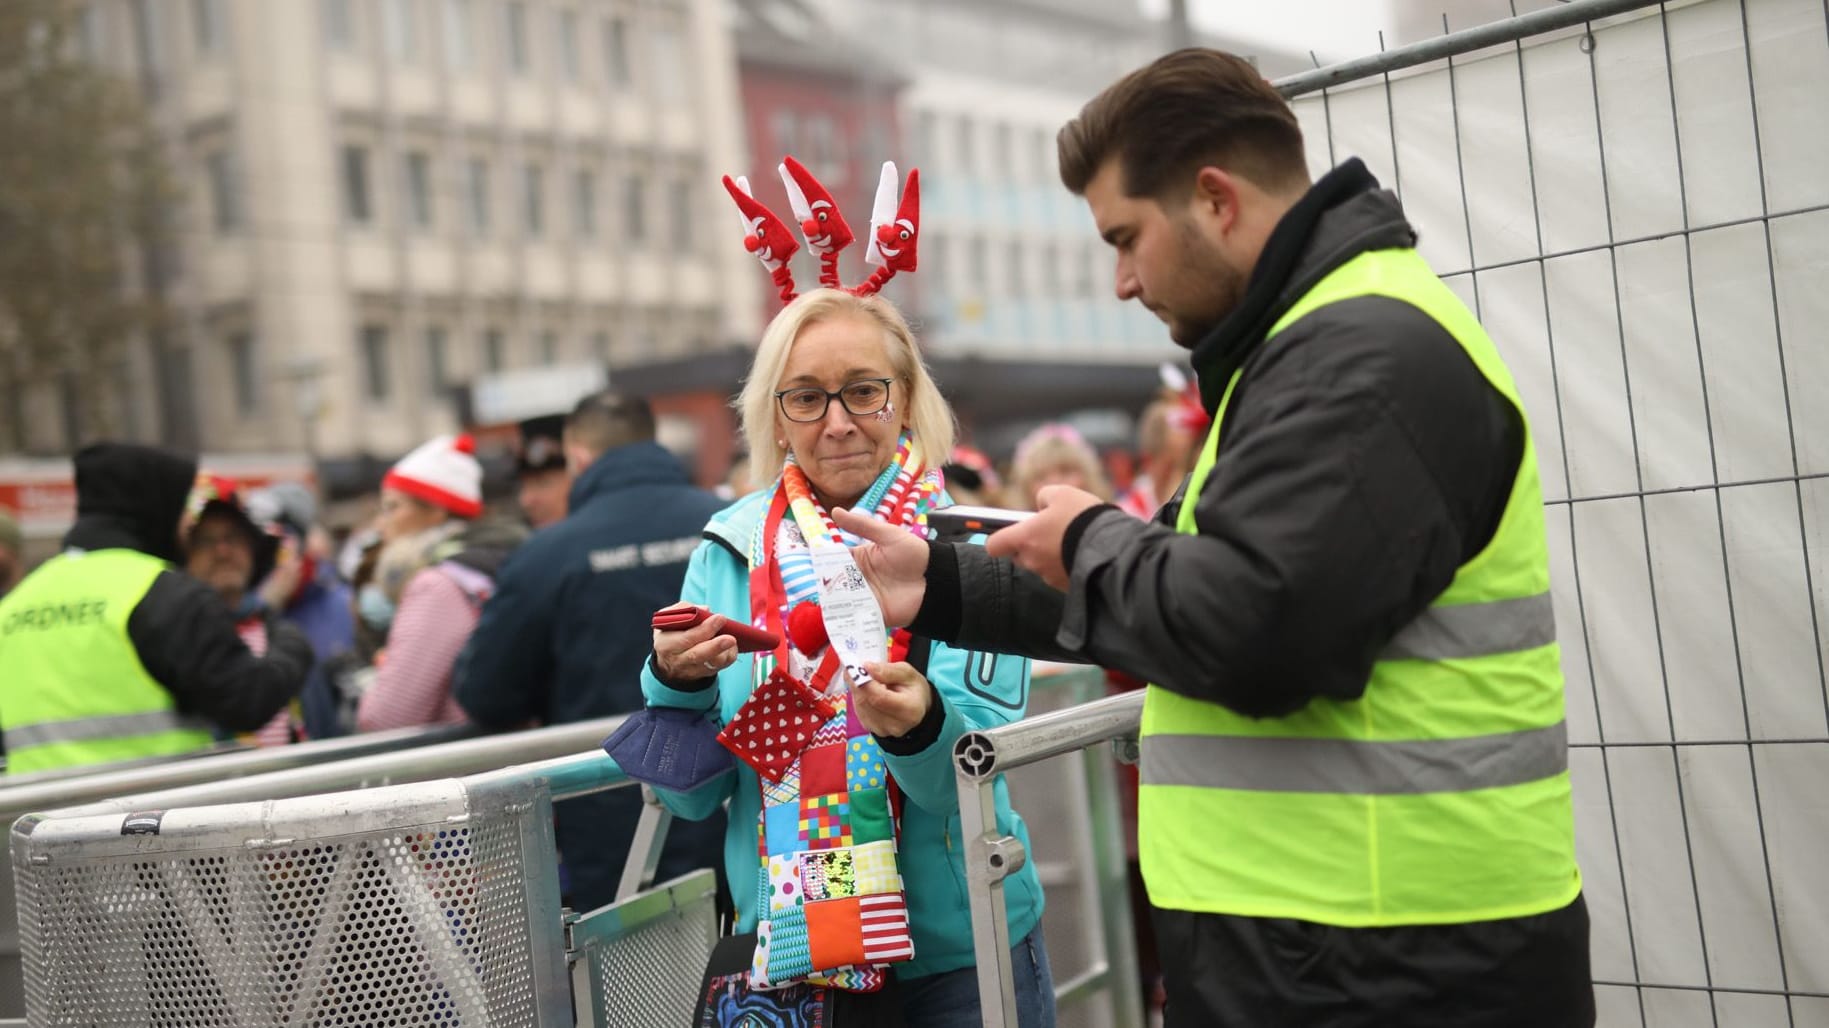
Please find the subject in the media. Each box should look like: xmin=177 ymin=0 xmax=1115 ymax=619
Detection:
xmin=382 ymin=433 xmax=483 ymax=518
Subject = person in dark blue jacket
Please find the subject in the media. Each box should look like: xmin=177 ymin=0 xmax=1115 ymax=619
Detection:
xmin=453 ymin=390 xmax=728 ymax=913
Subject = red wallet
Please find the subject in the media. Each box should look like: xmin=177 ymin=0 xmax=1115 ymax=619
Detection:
xmin=652 ymin=603 xmax=781 ymax=653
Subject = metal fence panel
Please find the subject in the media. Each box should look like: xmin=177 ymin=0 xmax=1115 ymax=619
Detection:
xmin=569 ymin=869 xmax=718 ymax=1028
xmin=12 ymin=777 xmax=570 ymax=1026
xmin=1284 ymin=0 xmax=1829 ymax=1022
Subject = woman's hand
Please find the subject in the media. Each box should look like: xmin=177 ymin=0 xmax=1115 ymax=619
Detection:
xmin=652 ymin=606 xmax=740 ymax=683
xmin=851 ymin=661 xmax=933 ymax=738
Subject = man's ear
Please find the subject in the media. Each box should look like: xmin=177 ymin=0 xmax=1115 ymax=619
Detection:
xmin=1191 ymin=166 xmax=1242 ymax=231
xmin=563 ymin=440 xmax=595 ymax=474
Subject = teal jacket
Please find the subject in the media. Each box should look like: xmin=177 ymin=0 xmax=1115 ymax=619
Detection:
xmin=640 ymin=491 xmax=1044 ymax=979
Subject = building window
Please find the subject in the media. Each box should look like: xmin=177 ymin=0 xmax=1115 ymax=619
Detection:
xmin=967 ymin=236 xmax=989 ymax=291
xmin=648 ymin=25 xmax=683 ymax=102
xmin=992 ymin=123 xmax=1012 ymax=180
xmin=572 ymin=169 xmax=596 ymax=239
xmin=538 ymin=332 xmax=558 ymax=365
xmin=383 ymin=0 xmax=415 ymax=61
xmin=771 ymin=111 xmax=796 ymax=159
xmin=341 ymin=145 xmax=372 ymax=225
xmin=602 ymin=17 xmax=629 ymax=89
xmin=669 ymin=179 xmax=692 ymax=250
xmin=1073 ymin=244 xmax=1095 ymax=297
xmin=624 ymin=174 xmax=646 ymax=245
xmin=442 ymin=0 xmax=472 ymax=71
xmin=954 ymin=117 xmax=975 ymax=176
xmin=1033 ymin=128 xmax=1053 ymax=183
xmin=424 ymin=327 xmax=448 ymax=396
xmin=557 ymin=9 xmax=580 ymax=82
xmin=1006 ymin=241 xmax=1024 ymax=297
xmin=320 ymin=0 xmax=353 ymax=53
xmin=227 ymin=333 xmax=258 ymax=416
xmin=466 ymin=157 xmax=490 ymax=236
xmin=76 ymin=5 xmax=107 ymax=63
xmin=590 ymin=330 xmax=609 ymax=365
xmin=1040 ymin=242 xmax=1060 ymax=297
xmin=915 ymin=111 xmax=937 ymax=164
xmin=522 ymin=162 xmax=544 ymax=237
xmin=205 ymin=149 xmax=241 ymax=233
xmin=403 ymin=151 xmax=433 ymax=230
xmin=360 ymin=325 xmax=391 ymax=402
xmin=190 ymin=0 xmax=222 ymax=55
xmin=132 ymin=0 xmax=166 ymax=76
xmin=506 ymin=1 xmax=529 ymax=74
xmin=482 ymin=328 xmax=505 ymax=372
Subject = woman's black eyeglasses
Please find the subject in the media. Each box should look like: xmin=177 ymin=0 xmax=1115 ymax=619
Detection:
xmin=775 ymin=378 xmax=895 ymax=423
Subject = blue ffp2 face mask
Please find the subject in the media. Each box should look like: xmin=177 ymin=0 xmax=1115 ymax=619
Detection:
xmin=357 ymin=584 xmax=396 ymax=632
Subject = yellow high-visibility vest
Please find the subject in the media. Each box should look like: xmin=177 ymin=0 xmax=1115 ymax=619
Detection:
xmin=1140 ymin=247 xmax=1580 ymax=926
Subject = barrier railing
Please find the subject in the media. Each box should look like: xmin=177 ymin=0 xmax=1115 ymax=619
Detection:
xmin=0 ymin=716 xmax=624 ymax=1020
xmin=10 ymin=733 xmax=725 ymax=1026
xmin=958 ymin=687 xmax=1145 ymax=1028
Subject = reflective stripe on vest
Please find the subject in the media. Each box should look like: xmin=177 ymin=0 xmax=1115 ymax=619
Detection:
xmin=1140 ymin=245 xmax=1580 ymax=927
xmin=1380 ymin=591 xmax=1555 ymax=662
xmin=0 ymin=549 xmax=216 ymax=775
xmin=1142 ymin=720 xmax=1566 ymax=795
xmin=5 ymin=710 xmax=213 ymax=751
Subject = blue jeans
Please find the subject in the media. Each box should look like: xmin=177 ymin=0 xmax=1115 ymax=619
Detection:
xmin=899 ymin=928 xmax=1056 ymax=1028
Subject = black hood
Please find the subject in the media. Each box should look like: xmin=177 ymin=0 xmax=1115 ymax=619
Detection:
xmin=1188 ymin=159 xmax=1417 ymax=412
xmin=64 ymin=442 xmax=199 ymax=563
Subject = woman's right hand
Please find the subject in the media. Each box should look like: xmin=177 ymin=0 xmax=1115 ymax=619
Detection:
xmin=652 ymin=606 xmax=741 ymax=683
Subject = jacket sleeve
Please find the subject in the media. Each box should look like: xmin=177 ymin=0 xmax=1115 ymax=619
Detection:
xmin=639 ymin=537 xmax=740 ymax=821
xmin=356 ymin=569 xmax=475 ymax=732
xmin=453 ymin=546 xmax=555 ymax=729
xmin=127 ymin=570 xmax=314 ymax=733
xmin=922 ymin=300 xmax=1522 ymax=718
xmin=877 ymin=643 xmax=1032 ymax=816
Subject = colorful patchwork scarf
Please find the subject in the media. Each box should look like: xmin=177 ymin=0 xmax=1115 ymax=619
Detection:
xmin=717 ymin=432 xmax=942 ymax=992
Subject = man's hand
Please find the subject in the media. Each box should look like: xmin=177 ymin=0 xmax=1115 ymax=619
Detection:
xmin=830 ymin=507 xmax=931 ymax=627
xmin=257 ymin=540 xmax=305 ymax=611
xmin=852 ymin=661 xmax=932 ymax=738
xmin=984 ymin=484 xmax=1105 ymax=591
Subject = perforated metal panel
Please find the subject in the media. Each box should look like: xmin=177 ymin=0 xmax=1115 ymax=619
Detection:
xmin=12 ymin=778 xmax=569 ymax=1027
xmin=571 ymin=870 xmax=718 ymax=1028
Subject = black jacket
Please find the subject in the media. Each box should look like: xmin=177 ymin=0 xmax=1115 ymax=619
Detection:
xmin=453 ymin=441 xmax=728 ymax=911
xmin=65 ymin=443 xmax=312 ymax=732
xmin=917 ymin=160 xmax=1524 ymax=717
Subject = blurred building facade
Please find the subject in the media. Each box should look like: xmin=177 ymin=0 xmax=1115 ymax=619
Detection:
xmin=41 ymin=0 xmax=756 ymax=467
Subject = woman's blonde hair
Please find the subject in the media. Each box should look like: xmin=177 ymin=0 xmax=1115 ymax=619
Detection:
xmin=739 ymin=288 xmax=956 ymax=480
xmin=1009 ymin=423 xmax=1114 ymax=509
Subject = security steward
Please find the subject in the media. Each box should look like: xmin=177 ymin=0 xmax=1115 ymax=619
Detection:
xmin=832 ymin=48 xmax=1592 ymax=1028
xmin=0 ymin=443 xmax=312 ymax=775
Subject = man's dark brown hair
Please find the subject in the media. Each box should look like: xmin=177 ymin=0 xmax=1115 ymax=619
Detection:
xmin=1059 ymin=48 xmax=1308 ymax=200
xmin=565 ymin=390 xmax=656 ymax=459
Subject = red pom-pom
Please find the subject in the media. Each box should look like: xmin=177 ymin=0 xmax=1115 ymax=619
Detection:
xmin=453 ymin=433 xmax=476 ymax=455
xmin=786 ymin=602 xmax=829 ymax=655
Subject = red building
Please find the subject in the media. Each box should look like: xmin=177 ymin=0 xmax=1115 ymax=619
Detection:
xmin=731 ymin=0 xmax=913 ymax=327
xmin=604 ymin=2 xmax=912 ymax=490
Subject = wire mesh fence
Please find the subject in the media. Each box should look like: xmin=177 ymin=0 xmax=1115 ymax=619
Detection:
xmin=1280 ymin=1 xmax=1829 ymax=1024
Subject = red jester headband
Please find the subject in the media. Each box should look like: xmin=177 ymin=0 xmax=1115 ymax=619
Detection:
xmin=721 ymin=156 xmax=920 ymax=307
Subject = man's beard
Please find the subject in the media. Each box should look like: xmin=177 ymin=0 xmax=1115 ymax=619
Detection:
xmin=1167 ymin=218 xmax=1246 ymax=348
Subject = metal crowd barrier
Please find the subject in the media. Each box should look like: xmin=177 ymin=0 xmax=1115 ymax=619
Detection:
xmin=10 ymin=741 xmax=717 ymax=1026
xmin=959 ymin=687 xmax=1145 ymax=1028
xmin=10 ymin=670 xmax=1127 ymax=1026
xmin=0 ymin=716 xmax=623 ymax=1021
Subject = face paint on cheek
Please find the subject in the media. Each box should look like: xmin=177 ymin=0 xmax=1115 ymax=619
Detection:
xmin=876 ymin=402 xmax=895 ymax=424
